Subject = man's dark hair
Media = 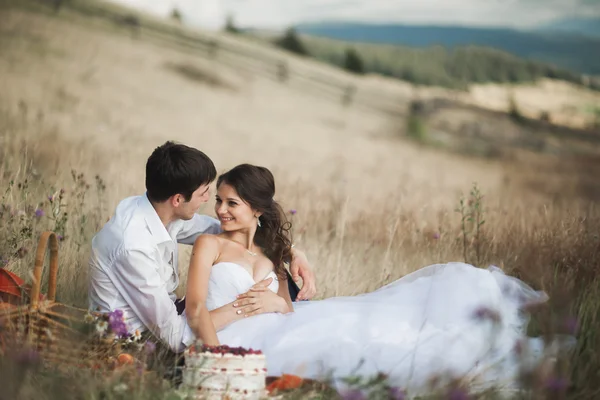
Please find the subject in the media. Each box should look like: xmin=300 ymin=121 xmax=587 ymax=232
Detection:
xmin=145 ymin=141 xmax=216 ymax=203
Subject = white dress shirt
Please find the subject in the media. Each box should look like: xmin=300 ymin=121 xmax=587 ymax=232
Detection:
xmin=88 ymin=194 xmax=221 ymax=352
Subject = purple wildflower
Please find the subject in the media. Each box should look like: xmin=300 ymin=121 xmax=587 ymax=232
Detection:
xmin=0 ymin=257 xmax=8 ymax=267
xmin=563 ymin=316 xmax=579 ymax=335
xmin=47 ymin=195 xmax=54 ymax=202
xmin=16 ymin=247 xmax=28 ymax=259
xmin=144 ymin=341 xmax=156 ymax=354
xmin=340 ymin=389 xmax=366 ymax=400
xmin=289 ymin=209 xmax=297 ymax=215
xmin=109 ymin=319 xmax=129 ymax=338
xmin=447 ymin=387 xmax=470 ymax=400
xmin=34 ymin=208 xmax=44 ymax=218
xmin=57 ymin=235 xmax=64 ymax=241
xmin=432 ymin=232 xmax=440 ymax=240
xmin=389 ymin=387 xmax=405 ymax=400
xmin=108 ymin=313 xmax=118 ymax=324
xmin=107 ymin=310 xmax=128 ymax=337
xmin=545 ymin=376 xmax=568 ymax=392
xmin=513 ymin=339 xmax=524 ymax=356
xmin=472 ymin=306 xmax=501 ymax=323
xmin=14 ymin=349 xmax=41 ymax=365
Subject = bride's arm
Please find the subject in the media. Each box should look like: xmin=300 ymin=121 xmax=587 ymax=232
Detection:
xmin=210 ymin=299 xmax=256 ymax=330
xmin=186 ymin=235 xmax=221 ymax=346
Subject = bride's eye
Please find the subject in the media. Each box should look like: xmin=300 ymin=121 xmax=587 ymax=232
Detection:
xmin=228 ymin=201 xmax=237 ymax=207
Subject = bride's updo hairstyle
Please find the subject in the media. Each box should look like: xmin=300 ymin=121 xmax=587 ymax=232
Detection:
xmin=217 ymin=164 xmax=292 ymax=280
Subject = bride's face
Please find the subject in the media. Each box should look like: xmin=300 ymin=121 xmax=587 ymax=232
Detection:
xmin=215 ymin=183 xmax=259 ymax=231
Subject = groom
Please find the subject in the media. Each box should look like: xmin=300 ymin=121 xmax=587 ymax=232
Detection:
xmin=88 ymin=141 xmax=316 ymax=352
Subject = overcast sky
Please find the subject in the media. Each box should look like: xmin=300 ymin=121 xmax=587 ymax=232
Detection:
xmin=110 ymin=0 xmax=600 ymax=30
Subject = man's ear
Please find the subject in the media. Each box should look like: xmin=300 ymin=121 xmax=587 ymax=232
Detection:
xmin=170 ymin=194 xmax=183 ymax=208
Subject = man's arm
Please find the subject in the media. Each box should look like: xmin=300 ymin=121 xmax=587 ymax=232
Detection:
xmin=109 ymin=248 xmax=194 ymax=352
xmin=177 ymin=214 xmax=221 ymax=245
xmin=288 ymin=247 xmax=317 ymax=300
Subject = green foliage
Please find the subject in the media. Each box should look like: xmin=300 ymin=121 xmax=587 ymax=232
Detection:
xmin=590 ymin=106 xmax=600 ymax=130
xmin=293 ymin=36 xmax=591 ymax=90
xmin=405 ymin=100 xmax=427 ymax=142
xmin=170 ymin=8 xmax=182 ymax=23
xmin=275 ymin=28 xmax=309 ymax=56
xmin=539 ymin=111 xmax=551 ymax=123
xmin=406 ymin=115 xmax=426 ymax=142
xmin=343 ymin=48 xmax=365 ymax=75
xmin=225 ymin=14 xmax=240 ymax=34
xmin=508 ymin=93 xmax=525 ymax=123
xmin=51 ymin=0 xmax=66 ymax=12
xmin=455 ymin=182 xmax=486 ymax=266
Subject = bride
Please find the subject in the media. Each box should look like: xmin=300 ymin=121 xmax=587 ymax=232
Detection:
xmin=184 ymin=164 xmax=550 ymax=394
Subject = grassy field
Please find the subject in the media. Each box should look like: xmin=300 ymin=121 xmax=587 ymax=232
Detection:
xmin=1 ymin=1 xmax=600 ymax=398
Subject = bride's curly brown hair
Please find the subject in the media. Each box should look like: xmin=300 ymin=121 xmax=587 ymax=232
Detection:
xmin=216 ymin=164 xmax=292 ymax=280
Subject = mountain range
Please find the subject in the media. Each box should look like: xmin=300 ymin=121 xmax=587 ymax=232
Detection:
xmin=535 ymin=16 xmax=600 ymax=38
xmin=295 ymin=18 xmax=600 ymax=75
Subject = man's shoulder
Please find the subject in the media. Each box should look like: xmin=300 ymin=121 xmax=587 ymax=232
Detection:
xmin=93 ymin=195 xmax=155 ymax=251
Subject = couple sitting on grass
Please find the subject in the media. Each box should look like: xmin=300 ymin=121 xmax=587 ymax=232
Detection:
xmin=88 ymin=141 xmax=552 ymax=395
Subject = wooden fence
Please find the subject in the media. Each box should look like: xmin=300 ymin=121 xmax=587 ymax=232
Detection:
xmin=60 ymin=0 xmax=405 ymax=116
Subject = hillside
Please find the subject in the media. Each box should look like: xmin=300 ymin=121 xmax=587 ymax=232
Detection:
xmin=535 ymin=16 xmax=600 ymax=38
xmin=2 ymin=3 xmax=600 ymax=398
xmin=295 ymin=22 xmax=600 ymax=76
xmin=281 ymin=33 xmax=591 ymax=90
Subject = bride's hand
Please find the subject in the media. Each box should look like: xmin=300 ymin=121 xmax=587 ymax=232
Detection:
xmin=249 ymin=277 xmax=273 ymax=291
xmin=233 ymin=279 xmax=288 ymax=316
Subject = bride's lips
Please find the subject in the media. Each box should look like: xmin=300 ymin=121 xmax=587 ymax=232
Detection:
xmin=219 ymin=217 xmax=234 ymax=223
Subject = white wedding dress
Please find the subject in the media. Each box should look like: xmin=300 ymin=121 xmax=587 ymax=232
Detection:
xmin=205 ymin=261 xmax=552 ymax=394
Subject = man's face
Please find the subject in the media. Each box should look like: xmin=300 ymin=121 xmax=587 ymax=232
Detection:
xmin=174 ymin=184 xmax=211 ymax=220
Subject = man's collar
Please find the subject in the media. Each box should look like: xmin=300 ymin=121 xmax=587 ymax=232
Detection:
xmin=139 ymin=193 xmax=174 ymax=245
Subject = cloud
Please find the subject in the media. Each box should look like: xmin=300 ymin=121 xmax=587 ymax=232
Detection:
xmin=109 ymin=0 xmax=600 ymax=30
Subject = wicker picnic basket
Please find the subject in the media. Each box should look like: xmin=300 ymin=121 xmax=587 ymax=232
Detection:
xmin=0 ymin=231 xmax=120 ymax=370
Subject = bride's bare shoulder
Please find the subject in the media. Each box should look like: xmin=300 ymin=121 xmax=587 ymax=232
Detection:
xmin=193 ymin=233 xmax=224 ymax=250
xmin=191 ymin=235 xmax=225 ymax=264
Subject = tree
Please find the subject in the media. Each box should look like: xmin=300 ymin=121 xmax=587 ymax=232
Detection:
xmin=225 ymin=15 xmax=240 ymax=34
xmin=343 ymin=48 xmax=365 ymax=75
xmin=170 ymin=8 xmax=182 ymax=23
xmin=508 ymin=93 xmax=525 ymax=123
xmin=52 ymin=0 xmax=65 ymax=12
xmin=275 ymin=28 xmax=308 ymax=56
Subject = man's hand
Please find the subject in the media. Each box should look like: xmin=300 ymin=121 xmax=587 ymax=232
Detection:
xmin=289 ymin=248 xmax=316 ymax=300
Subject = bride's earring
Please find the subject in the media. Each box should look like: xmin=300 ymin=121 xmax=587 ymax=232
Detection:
xmin=256 ymin=216 xmax=262 ymax=228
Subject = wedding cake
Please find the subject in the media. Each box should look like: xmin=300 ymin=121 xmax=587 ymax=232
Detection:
xmin=181 ymin=343 xmax=268 ymax=399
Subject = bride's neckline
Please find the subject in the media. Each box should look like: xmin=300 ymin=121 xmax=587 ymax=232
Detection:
xmin=212 ymin=261 xmax=276 ymax=285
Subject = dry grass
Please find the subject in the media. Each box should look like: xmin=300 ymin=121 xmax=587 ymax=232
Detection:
xmin=1 ymin=2 xmax=600 ymax=398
